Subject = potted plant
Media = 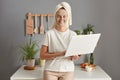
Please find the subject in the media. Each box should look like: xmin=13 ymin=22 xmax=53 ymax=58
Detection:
xmin=75 ymin=29 xmax=83 ymax=35
xmin=19 ymin=38 xmax=39 ymax=67
xmin=83 ymin=24 xmax=95 ymax=34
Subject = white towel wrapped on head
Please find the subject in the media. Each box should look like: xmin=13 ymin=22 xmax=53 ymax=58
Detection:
xmin=54 ymin=2 xmax=72 ymax=26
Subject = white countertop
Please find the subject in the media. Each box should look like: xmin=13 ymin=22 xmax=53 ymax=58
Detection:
xmin=10 ymin=65 xmax=111 ymax=80
xmin=74 ymin=66 xmax=111 ymax=80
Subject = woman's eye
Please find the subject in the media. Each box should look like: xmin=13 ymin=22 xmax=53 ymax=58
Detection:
xmin=63 ymin=16 xmax=66 ymax=18
xmin=57 ymin=15 xmax=60 ymax=18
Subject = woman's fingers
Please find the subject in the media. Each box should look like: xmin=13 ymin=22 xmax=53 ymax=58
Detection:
xmin=71 ymin=55 xmax=81 ymax=61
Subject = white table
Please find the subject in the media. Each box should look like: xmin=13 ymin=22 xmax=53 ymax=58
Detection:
xmin=10 ymin=65 xmax=111 ymax=80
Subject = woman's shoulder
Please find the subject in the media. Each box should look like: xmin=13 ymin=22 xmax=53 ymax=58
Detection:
xmin=69 ymin=29 xmax=77 ymax=35
xmin=45 ymin=28 xmax=55 ymax=35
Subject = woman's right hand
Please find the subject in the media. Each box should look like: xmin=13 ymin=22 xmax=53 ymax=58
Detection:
xmin=40 ymin=45 xmax=66 ymax=60
xmin=61 ymin=50 xmax=66 ymax=56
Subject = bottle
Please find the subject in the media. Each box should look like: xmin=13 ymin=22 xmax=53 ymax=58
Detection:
xmin=90 ymin=53 xmax=94 ymax=64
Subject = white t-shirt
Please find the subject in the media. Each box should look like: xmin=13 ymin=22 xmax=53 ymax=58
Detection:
xmin=42 ymin=28 xmax=76 ymax=72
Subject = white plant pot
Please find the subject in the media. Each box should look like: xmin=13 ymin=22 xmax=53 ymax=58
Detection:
xmin=26 ymin=59 xmax=35 ymax=67
xmin=87 ymin=31 xmax=93 ymax=34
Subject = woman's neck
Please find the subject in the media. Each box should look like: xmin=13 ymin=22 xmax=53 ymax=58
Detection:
xmin=55 ymin=26 xmax=68 ymax=32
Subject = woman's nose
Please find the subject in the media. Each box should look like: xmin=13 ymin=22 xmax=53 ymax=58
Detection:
xmin=60 ymin=16 xmax=64 ymax=20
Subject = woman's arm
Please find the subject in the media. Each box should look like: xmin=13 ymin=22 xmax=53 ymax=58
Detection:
xmin=40 ymin=45 xmax=66 ymax=60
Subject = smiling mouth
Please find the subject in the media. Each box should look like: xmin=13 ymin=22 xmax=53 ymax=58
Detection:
xmin=59 ymin=21 xmax=65 ymax=24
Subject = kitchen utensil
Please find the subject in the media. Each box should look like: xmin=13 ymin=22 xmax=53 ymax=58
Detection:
xmin=46 ymin=14 xmax=49 ymax=30
xmin=34 ymin=15 xmax=38 ymax=34
xmin=39 ymin=14 xmax=44 ymax=34
xmin=26 ymin=13 xmax=34 ymax=35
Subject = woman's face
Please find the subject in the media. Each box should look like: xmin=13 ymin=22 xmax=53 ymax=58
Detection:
xmin=55 ymin=9 xmax=68 ymax=27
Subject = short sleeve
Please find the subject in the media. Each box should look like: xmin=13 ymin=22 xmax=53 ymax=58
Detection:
xmin=73 ymin=31 xmax=77 ymax=36
xmin=41 ymin=33 xmax=49 ymax=46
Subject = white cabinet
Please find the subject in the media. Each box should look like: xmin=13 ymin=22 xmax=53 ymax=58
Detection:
xmin=10 ymin=65 xmax=111 ymax=80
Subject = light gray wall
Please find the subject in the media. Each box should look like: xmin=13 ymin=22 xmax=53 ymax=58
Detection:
xmin=0 ymin=0 xmax=120 ymax=80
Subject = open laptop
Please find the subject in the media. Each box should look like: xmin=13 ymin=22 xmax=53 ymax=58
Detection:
xmin=65 ymin=33 xmax=101 ymax=57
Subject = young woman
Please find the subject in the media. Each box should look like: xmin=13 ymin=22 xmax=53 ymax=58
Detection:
xmin=40 ymin=2 xmax=81 ymax=80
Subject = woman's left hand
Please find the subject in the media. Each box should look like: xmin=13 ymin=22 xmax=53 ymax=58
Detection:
xmin=69 ymin=55 xmax=81 ymax=61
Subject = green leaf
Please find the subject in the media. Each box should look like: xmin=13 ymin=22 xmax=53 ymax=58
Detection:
xmin=19 ymin=38 xmax=39 ymax=61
